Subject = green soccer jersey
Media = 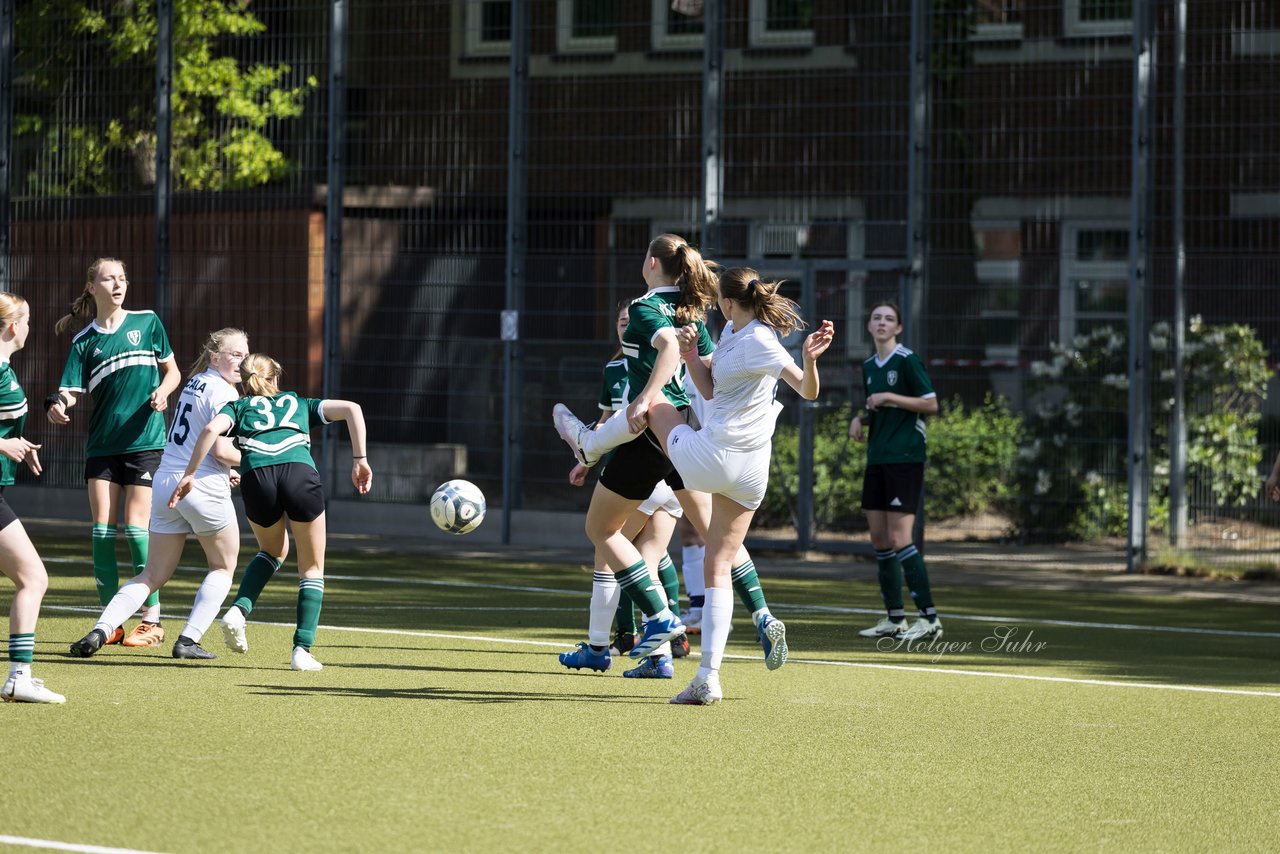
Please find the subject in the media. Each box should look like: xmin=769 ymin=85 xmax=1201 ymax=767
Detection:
xmin=598 ymin=357 xmax=628 ymax=412
xmin=621 ymin=286 xmax=714 ymax=408
xmin=220 ymin=391 xmax=329 ymax=472
xmin=862 ymin=344 xmax=936 ymax=465
xmin=0 ymin=361 xmax=28 ymax=487
xmin=58 ymin=310 xmax=174 ymax=457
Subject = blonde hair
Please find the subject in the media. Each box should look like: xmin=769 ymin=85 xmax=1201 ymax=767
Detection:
xmin=648 ymin=234 xmax=719 ymax=325
xmin=241 ymin=353 xmax=283 ymax=397
xmin=718 ymin=267 xmax=806 ymax=337
xmin=55 ymin=258 xmax=125 ymax=334
xmin=0 ymin=292 xmax=28 ymax=327
xmin=188 ymin=327 xmax=249 ymax=379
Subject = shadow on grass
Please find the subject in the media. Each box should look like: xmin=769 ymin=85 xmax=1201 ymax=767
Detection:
xmin=239 ymin=683 xmax=657 ymax=704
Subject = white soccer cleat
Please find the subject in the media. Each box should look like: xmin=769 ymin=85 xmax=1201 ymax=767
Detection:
xmin=220 ymin=607 xmax=250 ymax=653
xmin=552 ymin=403 xmax=599 ymax=468
xmin=679 ymin=607 xmax=703 ymax=634
xmin=291 ymin=647 xmax=323 ymax=671
xmin=670 ymin=672 xmax=723 ymax=706
xmin=2 ymin=676 xmax=67 ymax=704
xmin=858 ymin=617 xmax=907 ymax=638
xmin=899 ymin=617 xmax=943 ymax=642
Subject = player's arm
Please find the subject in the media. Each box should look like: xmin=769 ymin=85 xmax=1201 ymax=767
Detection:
xmin=210 ymin=436 xmax=242 ymax=468
xmin=44 ymin=389 xmax=79 ymax=424
xmin=780 ymin=320 xmax=835 ymax=401
xmin=169 ymin=412 xmax=234 ymax=506
xmin=677 ymin=326 xmax=713 ymax=400
xmin=150 ymin=356 xmax=181 ymax=412
xmin=625 ymin=328 xmax=681 ymax=433
xmin=320 ymin=399 xmax=372 ymax=494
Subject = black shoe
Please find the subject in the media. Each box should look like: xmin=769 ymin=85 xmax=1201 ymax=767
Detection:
xmin=671 ymin=632 xmax=691 ymax=659
xmin=70 ymin=629 xmax=107 ymax=658
xmin=172 ymin=637 xmax=217 ymax=660
xmin=609 ymin=632 xmax=636 ymax=656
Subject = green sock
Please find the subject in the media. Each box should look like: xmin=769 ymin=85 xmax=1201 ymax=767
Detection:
xmin=875 ymin=549 xmax=906 ymax=619
xmin=91 ymin=524 xmax=119 ymax=606
xmin=612 ymin=560 xmax=666 ymax=617
xmin=898 ymin=544 xmax=937 ymax=619
xmin=293 ymin=578 xmax=325 ymax=649
xmin=730 ymin=559 xmax=769 ymax=615
xmin=657 ymin=554 xmax=680 ymax=612
xmin=8 ymin=633 xmax=34 ymax=664
xmin=124 ymin=525 xmax=158 ymax=608
xmin=614 ymin=587 xmax=638 ymax=634
xmin=232 ymin=551 xmax=282 ymax=615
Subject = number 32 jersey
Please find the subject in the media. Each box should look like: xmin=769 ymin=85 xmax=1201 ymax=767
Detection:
xmin=159 ymin=368 xmax=239 ymax=477
xmin=219 ymin=391 xmax=331 ymax=473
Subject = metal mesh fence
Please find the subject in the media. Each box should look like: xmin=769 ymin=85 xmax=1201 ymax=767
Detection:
xmin=4 ymin=1 xmax=1280 ymax=565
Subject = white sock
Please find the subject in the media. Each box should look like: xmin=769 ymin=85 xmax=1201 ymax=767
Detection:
xmin=141 ymin=603 xmax=161 ymax=623
xmin=96 ymin=580 xmax=153 ymax=634
xmin=681 ymin=544 xmax=705 ymax=598
xmin=751 ymin=606 xmax=772 ymax=627
xmin=699 ymin=586 xmax=734 ymax=672
xmin=181 ymin=571 xmax=234 ymax=643
xmin=580 ymin=408 xmax=641 ymax=457
xmin=8 ymin=662 xmax=29 ymax=680
xmin=588 ymin=571 xmax=620 ymax=647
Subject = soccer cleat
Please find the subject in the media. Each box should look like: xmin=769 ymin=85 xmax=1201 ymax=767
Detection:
xmin=900 ymin=617 xmax=943 ymax=642
xmin=220 ymin=608 xmax=249 ymax=653
xmin=680 ymin=607 xmax=703 ymax=635
xmin=558 ymin=642 xmax=612 ymax=673
xmin=671 ymin=632 xmax=691 ymax=659
xmin=630 ymin=613 xmax=686 ymax=659
xmin=122 ymin=621 xmax=165 ymax=647
xmin=757 ymin=614 xmax=789 ymax=671
xmin=104 ymin=626 xmax=125 ymax=645
xmin=670 ymin=673 xmax=723 ymax=705
xmin=858 ymin=617 xmax=907 ymax=639
xmin=609 ymin=631 xmax=636 ymax=657
xmin=2 ymin=676 xmax=66 ymax=704
xmin=69 ymin=629 xmax=108 ymax=658
xmin=552 ymin=403 xmax=599 ymax=468
xmin=291 ymin=647 xmax=323 ymax=672
xmin=624 ymin=655 xmax=674 ymax=679
xmin=172 ymin=638 xmax=217 ymax=660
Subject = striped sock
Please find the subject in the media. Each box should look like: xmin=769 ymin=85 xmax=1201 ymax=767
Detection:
xmin=898 ymin=544 xmax=937 ymax=619
xmin=293 ymin=577 xmax=325 ymax=650
xmin=124 ymin=525 xmax=159 ymax=611
xmin=875 ymin=548 xmax=906 ymax=620
xmin=232 ymin=551 xmax=282 ymax=615
xmin=612 ymin=559 xmax=667 ymax=618
xmin=91 ymin=524 xmax=119 ymax=605
xmin=8 ymin=633 xmax=34 ymax=665
xmin=730 ymin=558 xmax=769 ymax=617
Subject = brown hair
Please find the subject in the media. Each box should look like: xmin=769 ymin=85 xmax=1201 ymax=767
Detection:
xmin=611 ymin=298 xmax=631 ymax=360
xmin=647 ymin=233 xmax=718 ymax=325
xmin=867 ymin=299 xmax=902 ymax=325
xmin=241 ymin=353 xmax=283 ymax=397
xmin=55 ymin=258 xmax=125 ymax=334
xmin=188 ymin=327 xmax=249 ymax=379
xmin=718 ymin=267 xmax=806 ymax=337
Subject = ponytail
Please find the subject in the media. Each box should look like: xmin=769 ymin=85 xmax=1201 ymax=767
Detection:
xmin=240 ymin=353 xmax=283 ymax=398
xmin=56 ymin=257 xmax=125 ymax=334
xmin=718 ymin=267 xmax=805 ymax=337
xmin=647 ymin=233 xmax=718 ymax=325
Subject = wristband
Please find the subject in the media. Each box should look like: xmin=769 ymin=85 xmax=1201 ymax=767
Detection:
xmin=353 ymin=455 xmax=367 ymax=460
xmin=43 ymin=393 xmax=65 ymax=412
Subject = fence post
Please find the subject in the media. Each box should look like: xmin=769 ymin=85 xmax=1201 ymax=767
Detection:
xmin=1169 ymin=0 xmax=1188 ymax=548
xmin=154 ymin=0 xmax=172 ymax=323
xmin=322 ymin=0 xmax=347 ymax=496
xmin=702 ymin=0 xmax=724 ymax=257
xmin=0 ymin=0 xmax=10 ymax=294
xmin=906 ymin=0 xmax=930 ymax=552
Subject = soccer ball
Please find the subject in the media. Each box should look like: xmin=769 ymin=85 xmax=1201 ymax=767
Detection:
xmin=430 ymin=479 xmax=486 ymax=535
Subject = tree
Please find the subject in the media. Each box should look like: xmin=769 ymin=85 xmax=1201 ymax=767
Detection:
xmin=14 ymin=0 xmax=316 ymax=196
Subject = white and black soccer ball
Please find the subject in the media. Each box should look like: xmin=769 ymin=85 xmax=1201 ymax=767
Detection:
xmin=430 ymin=479 xmax=486 ymax=535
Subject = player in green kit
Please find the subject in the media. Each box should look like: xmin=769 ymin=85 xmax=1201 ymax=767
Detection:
xmin=46 ymin=258 xmax=182 ymax=648
xmin=169 ymin=353 xmax=372 ymax=671
xmin=0 ymin=294 xmax=66 ymax=704
xmin=848 ymin=300 xmax=942 ymax=642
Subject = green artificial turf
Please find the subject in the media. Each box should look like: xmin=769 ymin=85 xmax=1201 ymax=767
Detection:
xmin=2 ymin=537 xmax=1278 ymax=852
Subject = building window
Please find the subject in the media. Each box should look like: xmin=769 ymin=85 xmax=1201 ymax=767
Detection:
xmin=1064 ymin=0 xmax=1133 ymax=38
xmin=463 ymin=0 xmax=511 ymax=57
xmin=749 ymin=0 xmax=815 ymax=49
xmin=974 ymin=225 xmax=1021 ymax=359
xmin=1060 ymin=224 xmax=1128 ymax=343
xmin=974 ymin=0 xmax=1022 ymax=41
xmin=652 ymin=0 xmax=703 ymax=51
xmin=557 ymin=0 xmax=618 ymax=53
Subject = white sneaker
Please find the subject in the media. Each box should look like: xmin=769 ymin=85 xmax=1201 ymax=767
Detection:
xmin=291 ymin=646 xmax=323 ymax=671
xmin=2 ymin=676 xmax=67 ymax=704
xmin=670 ymin=673 xmax=723 ymax=706
xmin=552 ymin=403 xmax=599 ymax=467
xmin=679 ymin=607 xmax=703 ymax=633
xmin=858 ymin=617 xmax=907 ymax=638
xmin=221 ymin=607 xmax=249 ymax=653
xmin=900 ymin=617 xmax=943 ymax=642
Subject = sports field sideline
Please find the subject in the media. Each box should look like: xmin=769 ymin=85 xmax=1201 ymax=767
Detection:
xmin=3 ymin=524 xmax=1278 ymax=853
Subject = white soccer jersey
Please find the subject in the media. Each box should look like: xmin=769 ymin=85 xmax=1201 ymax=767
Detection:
xmin=158 ymin=368 xmax=239 ymax=476
xmin=702 ymin=319 xmax=793 ymax=452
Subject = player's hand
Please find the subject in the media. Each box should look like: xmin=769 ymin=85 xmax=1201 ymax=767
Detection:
xmin=805 ymin=320 xmax=835 ymax=361
xmin=168 ymin=474 xmax=195 ymax=508
xmin=352 ymin=459 xmax=373 ymax=494
xmin=569 ymin=463 xmax=588 ymax=487
xmin=0 ymin=437 xmax=39 ymax=464
xmin=228 ymin=469 xmax=241 ymax=489
xmin=46 ymin=402 xmax=70 ymax=425
xmin=625 ymin=397 xmax=650 ymax=434
xmin=149 ymin=390 xmax=168 ymax=412
xmin=1267 ymin=471 xmax=1280 ymax=502
xmin=866 ymin=392 xmax=894 ymax=410
xmin=848 ymin=416 xmax=864 ymax=441
xmin=676 ymin=324 xmax=699 ymax=356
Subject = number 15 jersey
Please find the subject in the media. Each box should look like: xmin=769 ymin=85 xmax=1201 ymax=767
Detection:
xmin=159 ymin=368 xmax=239 ymax=477
xmin=219 ymin=392 xmax=331 ymax=473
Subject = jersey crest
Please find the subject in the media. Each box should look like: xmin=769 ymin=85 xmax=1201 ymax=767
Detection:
xmin=127 ymin=330 xmax=142 ymax=346
xmin=887 ymin=370 xmax=898 ymax=386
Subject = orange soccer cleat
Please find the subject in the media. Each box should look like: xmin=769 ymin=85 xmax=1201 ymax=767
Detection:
xmin=121 ymin=622 xmax=166 ymax=647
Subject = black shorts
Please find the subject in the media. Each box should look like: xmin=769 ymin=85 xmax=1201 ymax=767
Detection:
xmin=0 ymin=489 xmax=18 ymax=532
xmin=84 ymin=450 xmax=163 ymax=487
xmin=861 ymin=462 xmax=924 ymax=514
xmin=240 ymin=462 xmax=326 ymax=527
xmin=598 ymin=430 xmax=685 ymax=501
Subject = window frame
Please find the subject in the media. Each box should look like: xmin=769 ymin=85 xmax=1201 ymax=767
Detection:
xmin=748 ymin=0 xmax=816 ymax=49
xmin=1059 ymin=221 xmax=1130 ymax=344
xmin=651 ymin=0 xmax=704 ymax=51
xmin=463 ymin=0 xmax=512 ymax=58
xmin=557 ymin=0 xmax=619 ymax=54
xmin=1063 ymin=0 xmax=1133 ymax=39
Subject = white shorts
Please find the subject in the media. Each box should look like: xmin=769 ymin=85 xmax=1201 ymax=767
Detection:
xmin=150 ymin=470 xmax=236 ymax=536
xmin=637 ymin=479 xmax=683 ymax=518
xmin=667 ymin=424 xmax=771 ymax=510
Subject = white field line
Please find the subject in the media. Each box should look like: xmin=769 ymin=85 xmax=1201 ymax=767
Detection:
xmin=0 ymin=836 xmax=166 ymax=854
xmin=43 ymin=556 xmax=1280 ymax=640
